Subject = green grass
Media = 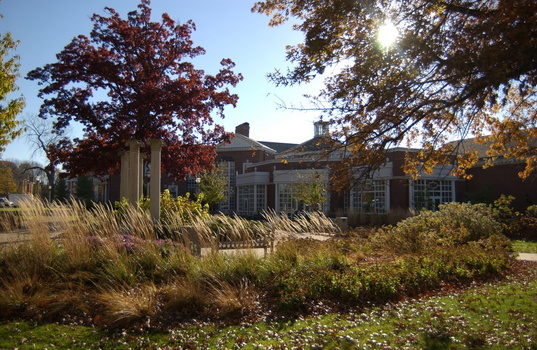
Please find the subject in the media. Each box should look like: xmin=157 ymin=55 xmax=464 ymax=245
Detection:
xmin=512 ymin=240 xmax=537 ymax=253
xmin=0 ymin=208 xmax=19 ymax=212
xmin=1 ymin=272 xmax=535 ymax=349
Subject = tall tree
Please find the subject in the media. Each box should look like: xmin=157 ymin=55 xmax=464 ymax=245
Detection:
xmin=7 ymin=159 xmax=46 ymax=193
xmin=0 ymin=166 xmax=18 ymax=194
xmin=253 ymin=0 xmax=537 ymax=183
xmin=75 ymin=176 xmax=94 ymax=206
xmin=0 ymin=10 xmax=24 ymax=152
xmin=23 ymin=114 xmax=65 ymax=201
xmin=54 ymin=176 xmax=68 ymax=203
xmin=27 ymin=0 xmax=242 ymax=180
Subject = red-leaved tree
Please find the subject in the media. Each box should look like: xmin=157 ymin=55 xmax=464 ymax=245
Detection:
xmin=27 ymin=0 xmax=242 ymax=179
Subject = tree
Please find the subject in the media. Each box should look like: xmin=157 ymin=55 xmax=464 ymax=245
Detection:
xmin=27 ymin=0 xmax=242 ymax=180
xmin=0 ymin=166 xmax=18 ymax=194
xmin=197 ymin=163 xmax=228 ymax=211
xmin=292 ymin=170 xmax=327 ymax=211
xmin=23 ymin=114 xmax=66 ymax=201
xmin=54 ymin=176 xmax=68 ymax=203
xmin=253 ymin=0 xmax=537 ymax=183
xmin=0 ymin=11 xmax=24 ymax=152
xmin=75 ymin=176 xmax=94 ymax=206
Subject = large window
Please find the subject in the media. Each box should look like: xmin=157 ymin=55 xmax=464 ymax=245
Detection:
xmin=278 ymin=183 xmax=297 ymax=215
xmin=352 ymin=180 xmax=387 ymax=213
xmin=256 ymin=185 xmax=266 ymax=214
xmin=218 ymin=161 xmax=235 ymax=214
xmin=237 ymin=184 xmax=266 ymax=216
xmin=413 ymin=179 xmax=453 ymax=210
xmin=186 ymin=175 xmax=199 ymax=194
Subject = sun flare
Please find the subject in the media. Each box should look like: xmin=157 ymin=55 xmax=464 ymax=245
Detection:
xmin=378 ymin=21 xmax=399 ymax=49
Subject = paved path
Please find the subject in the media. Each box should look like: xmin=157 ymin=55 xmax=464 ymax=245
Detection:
xmin=516 ymin=253 xmax=537 ymax=261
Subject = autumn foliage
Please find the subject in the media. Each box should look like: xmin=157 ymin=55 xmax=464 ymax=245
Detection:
xmin=27 ymin=0 xmax=242 ymax=179
xmin=253 ymin=0 xmax=537 ymax=181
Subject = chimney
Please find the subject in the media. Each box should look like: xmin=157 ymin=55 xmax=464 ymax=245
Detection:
xmin=235 ymin=122 xmax=250 ymax=137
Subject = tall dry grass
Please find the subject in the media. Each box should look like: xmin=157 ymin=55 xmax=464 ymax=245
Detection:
xmin=0 ymin=199 xmax=280 ymax=327
xmin=261 ymin=209 xmax=340 ymax=235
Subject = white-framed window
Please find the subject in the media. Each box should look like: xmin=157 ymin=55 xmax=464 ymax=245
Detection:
xmin=186 ymin=175 xmax=199 ymax=194
xmin=412 ymin=179 xmax=453 ymax=210
xmin=237 ymin=184 xmax=266 ymax=216
xmin=256 ymin=185 xmax=266 ymax=214
xmin=218 ymin=161 xmax=235 ymax=214
xmin=352 ymin=179 xmax=388 ymax=213
xmin=277 ymin=183 xmax=297 ymax=215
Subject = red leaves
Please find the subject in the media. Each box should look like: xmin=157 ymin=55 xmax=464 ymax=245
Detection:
xmin=27 ymin=0 xmax=242 ymax=180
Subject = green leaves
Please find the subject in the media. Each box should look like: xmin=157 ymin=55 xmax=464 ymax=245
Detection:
xmin=0 ymin=31 xmax=24 ymax=152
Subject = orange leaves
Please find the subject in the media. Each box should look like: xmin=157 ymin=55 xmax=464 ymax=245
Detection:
xmin=255 ymin=0 xmax=537 ymax=181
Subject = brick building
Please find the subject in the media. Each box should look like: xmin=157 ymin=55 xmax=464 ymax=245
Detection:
xmin=93 ymin=121 xmax=535 ymax=215
xmin=216 ymin=122 xmax=462 ymax=217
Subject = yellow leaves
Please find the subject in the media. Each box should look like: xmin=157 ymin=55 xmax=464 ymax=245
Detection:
xmin=454 ymin=150 xmax=478 ymax=179
xmin=519 ymin=156 xmax=537 ymax=180
xmin=0 ymin=167 xmax=18 ymax=193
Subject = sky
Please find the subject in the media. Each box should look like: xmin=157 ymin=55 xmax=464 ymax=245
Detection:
xmin=0 ymin=0 xmax=325 ymax=164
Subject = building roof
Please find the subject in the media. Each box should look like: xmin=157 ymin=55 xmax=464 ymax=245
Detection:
xmin=278 ymin=136 xmax=336 ymax=158
xmin=217 ymin=133 xmax=278 ymax=154
xmin=258 ymin=141 xmax=298 ymax=153
xmin=449 ymin=137 xmax=493 ymax=159
xmin=449 ymin=134 xmax=537 ymax=166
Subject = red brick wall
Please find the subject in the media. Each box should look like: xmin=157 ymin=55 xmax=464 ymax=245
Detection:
xmin=466 ymin=163 xmax=537 ymax=211
xmin=390 ymin=178 xmax=410 ymax=210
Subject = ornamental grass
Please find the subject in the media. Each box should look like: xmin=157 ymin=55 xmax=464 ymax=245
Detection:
xmin=0 ymin=199 xmax=515 ymax=330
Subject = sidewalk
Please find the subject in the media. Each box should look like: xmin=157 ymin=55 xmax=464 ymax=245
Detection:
xmin=516 ymin=253 xmax=537 ymax=261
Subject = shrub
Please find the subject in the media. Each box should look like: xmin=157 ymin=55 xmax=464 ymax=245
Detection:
xmin=93 ymin=284 xmax=158 ymax=329
xmin=139 ymin=190 xmax=209 ymax=224
xmin=371 ymin=202 xmax=503 ymax=254
xmin=162 ymin=278 xmax=208 ymax=315
xmin=505 ymin=204 xmax=537 ymax=240
xmin=526 ymin=204 xmax=537 ymax=218
xmin=0 ymin=198 xmax=514 ymax=328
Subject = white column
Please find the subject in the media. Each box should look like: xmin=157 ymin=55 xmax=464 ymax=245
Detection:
xmin=149 ymin=139 xmax=165 ymax=221
xmin=139 ymin=154 xmax=147 ymax=199
xmin=119 ymin=151 xmax=129 ymax=200
xmin=126 ymin=140 xmax=143 ymax=207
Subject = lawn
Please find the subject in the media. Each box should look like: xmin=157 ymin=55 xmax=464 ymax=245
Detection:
xmin=0 ymin=261 xmax=535 ymax=349
xmin=512 ymin=240 xmax=537 ymax=253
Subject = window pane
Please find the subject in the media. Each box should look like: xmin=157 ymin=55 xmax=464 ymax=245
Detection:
xmin=413 ymin=180 xmax=453 ymax=210
xmin=352 ymin=180 xmax=387 ymax=214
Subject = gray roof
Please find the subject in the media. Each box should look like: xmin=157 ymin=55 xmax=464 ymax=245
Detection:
xmin=258 ymin=141 xmax=298 ymax=153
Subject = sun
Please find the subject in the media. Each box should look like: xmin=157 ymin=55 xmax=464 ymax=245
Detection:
xmin=377 ymin=21 xmax=399 ymax=49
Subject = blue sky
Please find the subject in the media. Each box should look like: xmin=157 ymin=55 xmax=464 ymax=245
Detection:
xmin=0 ymin=0 xmax=323 ymax=164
